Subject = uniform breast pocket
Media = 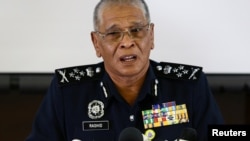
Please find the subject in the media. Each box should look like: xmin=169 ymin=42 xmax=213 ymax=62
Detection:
xmin=72 ymin=128 xmax=115 ymax=141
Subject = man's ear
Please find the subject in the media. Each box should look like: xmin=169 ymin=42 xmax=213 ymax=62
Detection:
xmin=149 ymin=23 xmax=155 ymax=50
xmin=91 ymin=32 xmax=102 ymax=58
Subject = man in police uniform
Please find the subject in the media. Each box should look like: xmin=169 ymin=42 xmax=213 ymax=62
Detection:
xmin=26 ymin=0 xmax=224 ymax=141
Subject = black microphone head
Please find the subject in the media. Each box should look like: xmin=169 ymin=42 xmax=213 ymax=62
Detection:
xmin=118 ymin=127 xmax=143 ymax=141
xmin=179 ymin=127 xmax=197 ymax=141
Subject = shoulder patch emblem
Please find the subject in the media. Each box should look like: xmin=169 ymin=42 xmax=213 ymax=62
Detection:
xmin=154 ymin=62 xmax=202 ymax=80
xmin=55 ymin=63 xmax=103 ymax=85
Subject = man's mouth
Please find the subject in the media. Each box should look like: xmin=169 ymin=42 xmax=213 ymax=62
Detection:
xmin=120 ymin=55 xmax=137 ymax=62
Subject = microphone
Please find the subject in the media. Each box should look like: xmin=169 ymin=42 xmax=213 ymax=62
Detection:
xmin=118 ymin=127 xmax=151 ymax=141
xmin=175 ymin=127 xmax=197 ymax=141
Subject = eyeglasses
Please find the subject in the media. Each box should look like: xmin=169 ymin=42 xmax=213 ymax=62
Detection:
xmin=95 ymin=23 xmax=151 ymax=43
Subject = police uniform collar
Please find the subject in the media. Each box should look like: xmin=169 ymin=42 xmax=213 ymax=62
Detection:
xmin=100 ymin=72 xmax=116 ymax=99
xmin=55 ymin=60 xmax=202 ymax=86
xmin=100 ymin=62 xmax=158 ymax=104
xmin=137 ymin=64 xmax=158 ymax=100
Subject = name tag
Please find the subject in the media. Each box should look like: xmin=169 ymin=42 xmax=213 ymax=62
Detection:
xmin=82 ymin=120 xmax=109 ymax=131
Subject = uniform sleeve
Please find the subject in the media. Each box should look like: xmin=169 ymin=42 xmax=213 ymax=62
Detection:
xmin=25 ymin=75 xmax=66 ymax=141
xmin=192 ymin=72 xmax=224 ymax=141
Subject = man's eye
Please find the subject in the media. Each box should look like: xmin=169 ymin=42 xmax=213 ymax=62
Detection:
xmin=130 ymin=28 xmax=142 ymax=33
xmin=106 ymin=31 xmax=120 ymax=36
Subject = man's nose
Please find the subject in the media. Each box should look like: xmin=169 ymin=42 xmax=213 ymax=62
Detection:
xmin=119 ymin=31 xmax=135 ymax=48
xmin=120 ymin=30 xmax=133 ymax=41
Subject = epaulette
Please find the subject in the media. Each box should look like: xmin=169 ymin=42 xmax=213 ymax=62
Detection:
xmin=55 ymin=63 xmax=104 ymax=85
xmin=153 ymin=61 xmax=202 ymax=81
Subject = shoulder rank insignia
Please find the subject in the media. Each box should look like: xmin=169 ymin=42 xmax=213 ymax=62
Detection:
xmin=154 ymin=62 xmax=202 ymax=80
xmin=55 ymin=63 xmax=104 ymax=85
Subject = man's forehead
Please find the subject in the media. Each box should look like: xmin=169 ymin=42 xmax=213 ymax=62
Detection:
xmin=98 ymin=4 xmax=146 ymax=28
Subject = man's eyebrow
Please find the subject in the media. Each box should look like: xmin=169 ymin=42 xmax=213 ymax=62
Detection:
xmin=105 ymin=22 xmax=144 ymax=31
xmin=105 ymin=25 xmax=121 ymax=31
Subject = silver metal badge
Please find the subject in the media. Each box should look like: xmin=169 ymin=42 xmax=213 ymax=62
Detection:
xmin=86 ymin=67 xmax=94 ymax=77
xmin=88 ymin=100 xmax=104 ymax=119
xmin=58 ymin=69 xmax=69 ymax=83
xmin=163 ymin=65 xmax=172 ymax=74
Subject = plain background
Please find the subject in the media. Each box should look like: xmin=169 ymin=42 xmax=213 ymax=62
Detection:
xmin=0 ymin=0 xmax=250 ymax=73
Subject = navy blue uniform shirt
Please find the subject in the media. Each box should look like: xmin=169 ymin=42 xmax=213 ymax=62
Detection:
xmin=26 ymin=60 xmax=224 ymax=141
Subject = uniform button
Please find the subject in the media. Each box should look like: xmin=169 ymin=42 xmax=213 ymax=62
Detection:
xmin=129 ymin=115 xmax=134 ymax=121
